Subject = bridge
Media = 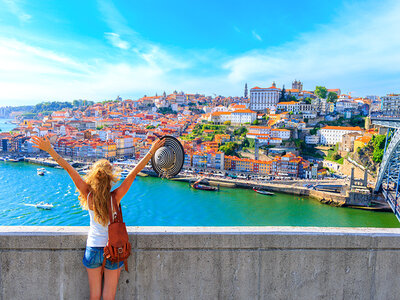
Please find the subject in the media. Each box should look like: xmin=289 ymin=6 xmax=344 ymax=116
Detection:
xmin=371 ymin=116 xmax=400 ymax=221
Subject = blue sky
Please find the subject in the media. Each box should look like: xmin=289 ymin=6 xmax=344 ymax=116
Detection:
xmin=0 ymin=0 xmax=399 ymax=105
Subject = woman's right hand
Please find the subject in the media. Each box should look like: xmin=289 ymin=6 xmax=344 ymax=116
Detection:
xmin=150 ymin=138 xmax=166 ymax=155
xmin=31 ymin=136 xmax=52 ymax=153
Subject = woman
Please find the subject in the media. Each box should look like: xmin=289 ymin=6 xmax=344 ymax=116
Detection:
xmin=32 ymin=135 xmax=165 ymax=300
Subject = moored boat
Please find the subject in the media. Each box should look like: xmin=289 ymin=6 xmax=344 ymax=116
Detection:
xmin=253 ymin=188 xmax=274 ymax=196
xmin=191 ymin=183 xmax=219 ymax=191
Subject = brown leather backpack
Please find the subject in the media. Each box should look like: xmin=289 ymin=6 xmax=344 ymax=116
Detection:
xmin=101 ymin=195 xmax=131 ymax=274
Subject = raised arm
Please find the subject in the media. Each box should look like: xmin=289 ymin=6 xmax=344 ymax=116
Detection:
xmin=113 ymin=138 xmax=165 ymax=202
xmin=31 ymin=136 xmax=90 ymax=197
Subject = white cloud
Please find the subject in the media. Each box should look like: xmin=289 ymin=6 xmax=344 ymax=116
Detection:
xmin=2 ymin=0 xmax=31 ymax=22
xmin=104 ymin=32 xmax=130 ymax=50
xmin=1 ymin=0 xmax=400 ymax=104
xmin=252 ymin=30 xmax=262 ymax=42
xmin=224 ymin=1 xmax=400 ymax=95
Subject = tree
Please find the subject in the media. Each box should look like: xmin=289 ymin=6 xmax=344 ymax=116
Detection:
xmin=287 ymin=95 xmax=297 ymax=102
xmin=146 ymin=125 xmax=155 ymax=129
xmin=219 ymin=142 xmax=239 ymax=156
xmin=310 ymin=126 xmax=320 ymax=135
xmin=333 ymin=153 xmax=341 ymax=161
xmin=304 ymin=97 xmax=312 ymax=104
xmin=252 ymin=119 xmax=259 ymax=125
xmin=223 ymin=120 xmax=231 ymax=125
xmin=279 ymin=86 xmax=286 ymax=102
xmin=315 ymin=86 xmax=328 ymax=99
xmin=242 ymin=138 xmax=250 ymax=148
xmin=327 ymin=92 xmax=338 ymax=103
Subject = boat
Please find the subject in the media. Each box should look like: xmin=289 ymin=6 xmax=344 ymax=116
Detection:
xmin=35 ymin=202 xmax=53 ymax=210
xmin=37 ymin=168 xmax=46 ymax=176
xmin=8 ymin=157 xmax=23 ymax=162
xmin=191 ymin=183 xmax=219 ymax=191
xmin=120 ymin=170 xmax=130 ymax=180
xmin=253 ymin=188 xmax=274 ymax=196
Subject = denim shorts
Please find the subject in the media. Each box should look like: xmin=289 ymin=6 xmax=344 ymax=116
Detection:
xmin=82 ymin=246 xmax=124 ymax=270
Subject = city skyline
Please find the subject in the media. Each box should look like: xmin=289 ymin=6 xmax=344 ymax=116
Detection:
xmin=0 ymin=0 xmax=400 ymax=105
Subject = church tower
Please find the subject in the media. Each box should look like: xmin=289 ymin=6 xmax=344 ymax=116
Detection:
xmin=244 ymin=83 xmax=248 ymax=98
xmin=292 ymin=80 xmax=303 ymax=91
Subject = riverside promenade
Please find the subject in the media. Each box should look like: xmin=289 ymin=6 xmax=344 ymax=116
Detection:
xmin=1 ymin=226 xmax=400 ymax=299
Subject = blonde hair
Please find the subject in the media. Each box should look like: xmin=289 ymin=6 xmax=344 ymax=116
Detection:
xmin=78 ymin=159 xmax=120 ymax=226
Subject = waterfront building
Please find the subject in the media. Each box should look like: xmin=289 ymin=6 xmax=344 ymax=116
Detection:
xmin=249 ymin=83 xmax=280 ymax=112
xmin=116 ymin=135 xmax=134 ymax=157
xmin=381 ymin=94 xmax=400 ymax=115
xmin=223 ymin=154 xmax=308 ymax=178
xmin=319 ymin=126 xmax=364 ymax=146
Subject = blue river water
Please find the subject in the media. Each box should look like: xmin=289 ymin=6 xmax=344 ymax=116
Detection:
xmin=1 ymin=161 xmax=399 ymax=227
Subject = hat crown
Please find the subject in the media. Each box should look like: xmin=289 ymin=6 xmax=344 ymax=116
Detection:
xmin=151 ymin=135 xmax=184 ymax=178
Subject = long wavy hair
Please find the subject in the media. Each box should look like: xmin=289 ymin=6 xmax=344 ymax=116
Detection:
xmin=78 ymin=159 xmax=120 ymax=226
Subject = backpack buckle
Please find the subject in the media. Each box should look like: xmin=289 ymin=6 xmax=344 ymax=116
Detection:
xmin=118 ymin=247 xmax=123 ymax=254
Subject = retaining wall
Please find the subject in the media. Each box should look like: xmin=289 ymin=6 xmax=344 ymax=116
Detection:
xmin=1 ymin=226 xmax=400 ymax=299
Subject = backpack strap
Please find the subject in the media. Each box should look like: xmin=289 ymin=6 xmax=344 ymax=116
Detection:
xmin=111 ymin=194 xmax=123 ymax=222
xmin=107 ymin=194 xmax=114 ymax=222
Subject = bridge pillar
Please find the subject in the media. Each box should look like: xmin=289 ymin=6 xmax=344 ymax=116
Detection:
xmin=379 ymin=126 xmax=388 ymax=135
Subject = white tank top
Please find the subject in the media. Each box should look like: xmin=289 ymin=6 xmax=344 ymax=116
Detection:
xmin=86 ymin=192 xmax=113 ymax=247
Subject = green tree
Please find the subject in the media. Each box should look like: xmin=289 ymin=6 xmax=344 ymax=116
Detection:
xmin=310 ymin=126 xmax=320 ymax=135
xmin=242 ymin=138 xmax=250 ymax=148
xmin=252 ymin=119 xmax=259 ymax=125
xmin=146 ymin=125 xmax=156 ymax=129
xmin=315 ymin=86 xmax=328 ymax=99
xmin=304 ymin=97 xmax=312 ymax=104
xmin=333 ymin=153 xmax=341 ymax=161
xmin=279 ymin=86 xmax=286 ymax=102
xmin=223 ymin=120 xmax=231 ymax=125
xmin=327 ymin=92 xmax=338 ymax=103
xmin=219 ymin=142 xmax=239 ymax=156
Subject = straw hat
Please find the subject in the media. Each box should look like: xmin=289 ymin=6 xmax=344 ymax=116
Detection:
xmin=151 ymin=135 xmax=184 ymax=178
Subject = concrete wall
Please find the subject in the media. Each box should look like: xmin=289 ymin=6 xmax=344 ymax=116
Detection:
xmin=1 ymin=226 xmax=400 ymax=300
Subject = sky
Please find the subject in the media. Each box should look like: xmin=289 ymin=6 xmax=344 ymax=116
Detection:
xmin=0 ymin=0 xmax=400 ymax=106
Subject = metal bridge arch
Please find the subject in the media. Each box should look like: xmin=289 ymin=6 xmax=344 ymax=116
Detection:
xmin=374 ymin=128 xmax=400 ymax=220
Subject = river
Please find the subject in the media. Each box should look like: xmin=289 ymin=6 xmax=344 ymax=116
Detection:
xmin=1 ymin=118 xmax=399 ymax=227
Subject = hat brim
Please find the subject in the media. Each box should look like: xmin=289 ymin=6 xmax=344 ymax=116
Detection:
xmin=151 ymin=135 xmax=185 ymax=178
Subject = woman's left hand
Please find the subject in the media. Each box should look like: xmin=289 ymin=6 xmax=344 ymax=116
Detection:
xmin=31 ymin=136 xmax=52 ymax=152
xmin=150 ymin=138 xmax=166 ymax=155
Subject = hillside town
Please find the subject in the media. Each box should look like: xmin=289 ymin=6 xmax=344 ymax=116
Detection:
xmin=0 ymin=80 xmax=394 ymax=182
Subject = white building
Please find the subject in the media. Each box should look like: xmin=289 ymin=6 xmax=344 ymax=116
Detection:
xmin=305 ymin=135 xmax=319 ymax=145
xmin=336 ymin=100 xmax=358 ymax=113
xmin=249 ymin=82 xmax=280 ymax=111
xmin=271 ymin=129 xmax=291 ymax=140
xmin=319 ymin=126 xmax=363 ymax=146
xmin=277 ymin=101 xmax=300 ymax=113
xmin=230 ymin=109 xmax=257 ymax=125
xmin=381 ymin=94 xmax=400 ymax=115
xmin=209 ymin=111 xmax=231 ymax=124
